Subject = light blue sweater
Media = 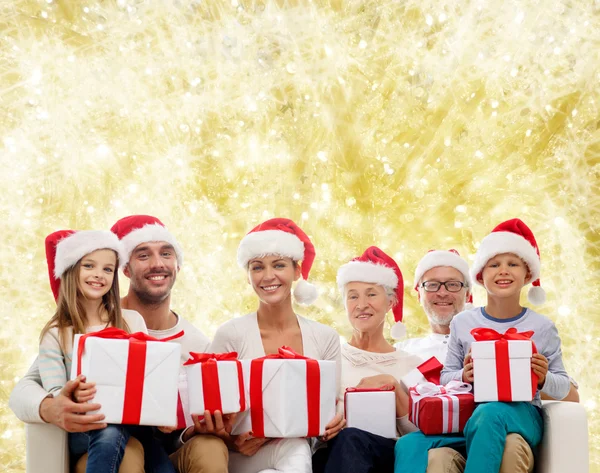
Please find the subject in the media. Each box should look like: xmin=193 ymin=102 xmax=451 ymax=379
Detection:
xmin=440 ymin=306 xmax=570 ymax=407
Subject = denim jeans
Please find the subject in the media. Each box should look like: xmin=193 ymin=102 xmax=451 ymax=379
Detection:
xmin=70 ymin=424 xmax=175 ymax=473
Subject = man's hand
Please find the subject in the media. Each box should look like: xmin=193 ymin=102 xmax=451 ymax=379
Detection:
xmin=462 ymin=351 xmax=474 ymax=383
xmin=182 ymin=410 xmax=237 ymax=442
xmin=531 ymin=353 xmax=549 ymax=388
xmin=39 ymin=376 xmax=106 ymax=432
xmin=230 ymin=431 xmax=270 ymax=456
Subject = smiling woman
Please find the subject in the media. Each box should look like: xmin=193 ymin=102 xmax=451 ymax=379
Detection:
xmin=210 ymin=218 xmax=343 ymax=473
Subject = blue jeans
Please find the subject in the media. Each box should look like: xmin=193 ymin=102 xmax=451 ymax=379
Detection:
xmin=70 ymin=425 xmax=175 ymax=473
xmin=394 ymin=402 xmax=543 ymax=473
xmin=313 ymin=427 xmax=396 ymax=473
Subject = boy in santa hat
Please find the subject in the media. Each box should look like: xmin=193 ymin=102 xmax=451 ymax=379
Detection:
xmin=393 ymin=218 xmax=571 ymax=473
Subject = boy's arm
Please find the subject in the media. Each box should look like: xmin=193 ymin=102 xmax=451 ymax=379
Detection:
xmin=440 ymin=319 xmax=465 ymax=385
xmin=539 ymin=323 xmax=570 ymax=400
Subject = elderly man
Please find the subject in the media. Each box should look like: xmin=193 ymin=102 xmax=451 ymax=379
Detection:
xmin=9 ymin=215 xmax=229 ymax=473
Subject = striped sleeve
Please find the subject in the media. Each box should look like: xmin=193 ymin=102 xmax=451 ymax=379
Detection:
xmin=39 ymin=328 xmax=68 ymax=394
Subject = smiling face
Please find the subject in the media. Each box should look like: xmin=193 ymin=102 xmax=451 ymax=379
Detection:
xmin=77 ymin=249 xmax=117 ymax=301
xmin=247 ymin=255 xmax=301 ymax=305
xmin=419 ymin=266 xmax=469 ymax=326
xmin=479 ymin=252 xmax=532 ymax=300
xmin=124 ymin=241 xmax=178 ymax=304
xmin=345 ymin=281 xmax=392 ymax=335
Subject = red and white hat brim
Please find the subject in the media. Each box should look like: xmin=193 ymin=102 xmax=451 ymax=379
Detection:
xmin=336 ymin=261 xmax=398 ymax=291
xmin=54 ymin=230 xmax=127 ymax=279
xmin=237 ymin=229 xmax=304 ymax=268
xmin=414 ymin=250 xmax=472 ymax=289
xmin=120 ymin=223 xmax=184 ymax=267
xmin=470 ymin=231 xmax=540 ymax=285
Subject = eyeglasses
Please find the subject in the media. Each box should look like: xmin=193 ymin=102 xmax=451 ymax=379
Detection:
xmin=421 ymin=281 xmax=466 ymax=293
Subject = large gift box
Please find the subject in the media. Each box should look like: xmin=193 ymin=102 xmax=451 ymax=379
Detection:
xmin=401 ymin=356 xmax=443 ymax=389
xmin=345 ymin=387 xmax=396 ymax=438
xmin=231 ymin=346 xmax=336 ymax=438
xmin=184 ymin=352 xmax=246 ymax=415
xmin=409 ymin=381 xmax=475 ymax=435
xmin=470 ymin=327 xmax=538 ymax=402
xmin=71 ymin=328 xmax=182 ymax=426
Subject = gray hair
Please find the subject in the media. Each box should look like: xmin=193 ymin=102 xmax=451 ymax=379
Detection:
xmin=342 ymin=283 xmax=398 ymax=310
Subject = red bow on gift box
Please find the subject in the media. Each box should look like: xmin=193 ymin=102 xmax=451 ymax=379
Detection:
xmin=183 ymin=351 xmax=246 ymax=414
xmin=251 ymin=346 xmax=321 ymax=438
xmin=470 ymin=327 xmax=538 ymax=401
xmin=76 ymin=327 xmax=184 ymax=425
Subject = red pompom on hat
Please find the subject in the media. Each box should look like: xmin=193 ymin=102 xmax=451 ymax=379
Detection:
xmin=414 ymin=249 xmax=473 ymax=305
xmin=470 ymin=218 xmax=545 ymax=305
xmin=237 ymin=218 xmax=318 ymax=305
xmin=336 ymin=246 xmax=406 ymax=339
xmin=111 ymin=215 xmax=183 ymax=267
xmin=45 ymin=229 xmax=126 ymax=300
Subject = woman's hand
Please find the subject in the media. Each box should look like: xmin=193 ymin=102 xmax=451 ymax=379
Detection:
xmin=320 ymin=412 xmax=346 ymax=442
xmin=356 ymin=374 xmax=398 ymax=390
xmin=462 ymin=350 xmax=474 ymax=383
xmin=531 ymin=353 xmax=549 ymax=388
xmin=229 ymin=431 xmax=270 ymax=456
xmin=182 ymin=410 xmax=238 ymax=442
xmin=158 ymin=426 xmax=176 ymax=434
xmin=73 ymin=376 xmax=97 ymax=403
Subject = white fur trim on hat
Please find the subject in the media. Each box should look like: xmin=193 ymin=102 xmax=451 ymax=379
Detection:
xmin=470 ymin=231 xmax=540 ymax=285
xmin=293 ymin=279 xmax=319 ymax=305
xmin=237 ymin=230 xmax=305 ymax=268
xmin=54 ymin=231 xmax=127 ymax=278
xmin=336 ymin=261 xmax=399 ymax=291
xmin=120 ymin=223 xmax=184 ymax=267
xmin=414 ymin=251 xmax=472 ymax=289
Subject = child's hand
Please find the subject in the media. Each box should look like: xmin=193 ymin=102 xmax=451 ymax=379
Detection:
xmin=73 ymin=376 xmax=97 ymax=403
xmin=158 ymin=426 xmax=176 ymax=434
xmin=531 ymin=353 xmax=549 ymax=388
xmin=462 ymin=350 xmax=474 ymax=383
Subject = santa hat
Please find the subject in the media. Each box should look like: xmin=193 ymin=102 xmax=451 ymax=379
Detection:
xmin=336 ymin=246 xmax=406 ymax=339
xmin=470 ymin=218 xmax=545 ymax=304
xmin=111 ymin=215 xmax=183 ymax=267
xmin=414 ymin=249 xmax=473 ymax=304
xmin=237 ymin=218 xmax=318 ymax=305
xmin=45 ymin=229 xmax=126 ymax=300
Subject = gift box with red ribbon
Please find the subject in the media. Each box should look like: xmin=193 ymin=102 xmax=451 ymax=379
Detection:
xmin=409 ymin=381 xmax=475 ymax=435
xmin=344 ymin=387 xmax=396 ymax=439
xmin=470 ymin=327 xmax=539 ymax=402
xmin=71 ymin=327 xmax=182 ymax=426
xmin=184 ymin=352 xmax=246 ymax=416
xmin=401 ymin=356 xmax=444 ymax=389
xmin=231 ymin=346 xmax=336 ymax=438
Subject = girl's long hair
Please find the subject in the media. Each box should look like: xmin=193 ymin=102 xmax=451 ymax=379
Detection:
xmin=40 ymin=251 xmax=130 ymax=352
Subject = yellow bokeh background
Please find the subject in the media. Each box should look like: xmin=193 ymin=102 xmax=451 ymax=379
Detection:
xmin=1 ymin=0 xmax=598 ymax=471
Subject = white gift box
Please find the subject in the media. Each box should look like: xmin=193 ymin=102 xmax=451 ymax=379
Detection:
xmin=345 ymin=389 xmax=396 ymax=438
xmin=231 ymin=358 xmax=336 ymax=438
xmin=71 ymin=333 xmax=181 ymax=426
xmin=471 ymin=340 xmax=535 ymax=402
xmin=401 ymin=356 xmax=443 ymax=390
xmin=185 ymin=359 xmax=246 ymax=415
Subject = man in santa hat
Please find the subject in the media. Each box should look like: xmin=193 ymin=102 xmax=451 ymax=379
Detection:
xmin=9 ymin=215 xmax=229 ymax=473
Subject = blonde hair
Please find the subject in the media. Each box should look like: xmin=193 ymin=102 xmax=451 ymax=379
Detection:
xmin=40 ymin=252 xmax=129 ymax=352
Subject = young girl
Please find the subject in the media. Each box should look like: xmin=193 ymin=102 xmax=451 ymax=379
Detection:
xmin=39 ymin=229 xmax=175 ymax=473
xmin=394 ymin=219 xmax=570 ymax=473
xmin=210 ymin=218 xmax=344 ymax=473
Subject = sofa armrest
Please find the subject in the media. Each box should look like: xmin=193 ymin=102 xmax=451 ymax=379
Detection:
xmin=26 ymin=423 xmax=69 ymax=473
xmin=536 ymin=401 xmax=588 ymax=473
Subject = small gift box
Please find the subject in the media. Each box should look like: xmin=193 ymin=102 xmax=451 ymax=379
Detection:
xmin=470 ymin=327 xmax=538 ymax=402
xmin=409 ymin=381 xmax=475 ymax=435
xmin=71 ymin=328 xmax=182 ymax=426
xmin=231 ymin=346 xmax=337 ymax=438
xmin=344 ymin=387 xmax=396 ymax=439
xmin=184 ymin=352 xmax=246 ymax=415
xmin=401 ymin=356 xmax=443 ymax=390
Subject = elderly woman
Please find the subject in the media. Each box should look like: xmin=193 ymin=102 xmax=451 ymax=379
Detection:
xmin=312 ymin=246 xmax=424 ymax=473
xmin=210 ymin=218 xmax=344 ymax=473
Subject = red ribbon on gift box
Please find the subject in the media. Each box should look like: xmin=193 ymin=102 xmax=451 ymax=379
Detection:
xmin=470 ymin=327 xmax=538 ymax=401
xmin=183 ymin=352 xmax=246 ymax=414
xmin=76 ymin=327 xmax=183 ymax=425
xmin=415 ymin=356 xmax=444 ymax=385
xmin=250 ymin=346 xmax=321 ymax=438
